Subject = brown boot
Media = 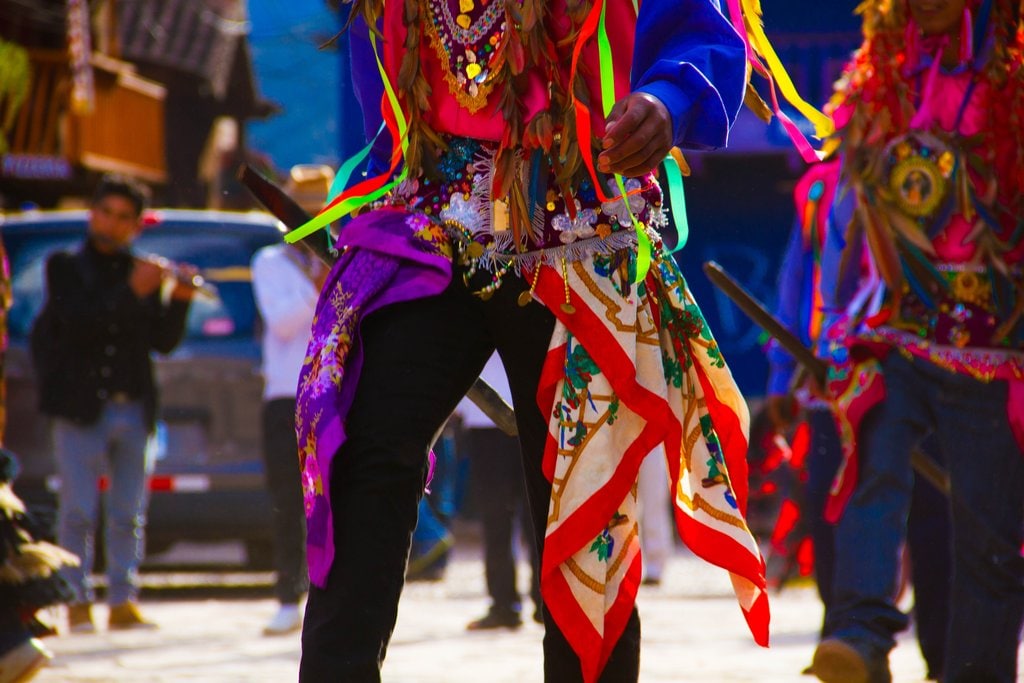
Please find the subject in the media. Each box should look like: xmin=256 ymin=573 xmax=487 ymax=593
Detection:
xmin=66 ymin=603 xmax=96 ymax=634
xmin=108 ymin=602 xmax=158 ymax=631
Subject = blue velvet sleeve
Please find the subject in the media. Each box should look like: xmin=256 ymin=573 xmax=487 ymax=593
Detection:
xmin=349 ymin=16 xmax=391 ymax=176
xmin=631 ymin=0 xmax=746 ymax=150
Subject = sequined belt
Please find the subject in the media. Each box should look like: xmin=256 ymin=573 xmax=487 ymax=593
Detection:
xmin=887 ymin=264 xmax=1024 ymax=351
xmin=374 ymin=136 xmax=667 ymax=299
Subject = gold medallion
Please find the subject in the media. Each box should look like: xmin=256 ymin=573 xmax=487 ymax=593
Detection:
xmin=889 ymin=156 xmax=947 ymax=218
xmin=883 ymin=132 xmax=954 ymax=220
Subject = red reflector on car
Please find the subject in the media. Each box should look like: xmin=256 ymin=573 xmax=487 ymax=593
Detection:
xmin=149 ymin=476 xmax=174 ymax=491
xmin=152 ymin=475 xmax=211 ymax=493
xmin=46 ymin=475 xmax=213 ymax=493
xmin=141 ymin=210 xmax=163 ymax=226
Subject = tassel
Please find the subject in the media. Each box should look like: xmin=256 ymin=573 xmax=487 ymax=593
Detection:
xmin=560 ymin=256 xmax=576 ymax=314
xmin=858 ymin=199 xmax=903 ymax=294
xmin=509 ymin=175 xmax=530 ymax=253
xmin=743 ymin=83 xmax=773 ymax=123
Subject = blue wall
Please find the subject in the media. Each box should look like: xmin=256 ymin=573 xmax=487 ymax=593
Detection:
xmin=247 ymin=0 xmax=343 ymax=171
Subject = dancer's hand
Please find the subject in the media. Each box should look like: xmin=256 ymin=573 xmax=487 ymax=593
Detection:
xmin=598 ymin=92 xmax=673 ymax=178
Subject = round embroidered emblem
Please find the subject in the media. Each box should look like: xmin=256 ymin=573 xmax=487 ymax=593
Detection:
xmin=884 ymin=133 xmax=954 ymax=219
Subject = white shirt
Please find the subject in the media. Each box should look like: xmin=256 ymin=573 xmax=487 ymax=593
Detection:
xmin=251 ymin=243 xmax=321 ymax=400
xmin=454 ymin=352 xmax=512 ymax=429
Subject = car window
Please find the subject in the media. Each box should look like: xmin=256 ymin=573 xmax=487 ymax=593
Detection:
xmin=5 ymin=231 xmax=80 ymax=340
xmin=4 ymin=218 xmax=281 ymax=342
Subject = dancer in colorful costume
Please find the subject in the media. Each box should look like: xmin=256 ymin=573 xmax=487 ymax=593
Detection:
xmin=767 ymin=159 xmax=952 ymax=679
xmin=291 ymin=0 xmax=775 ymax=680
xmin=809 ymin=1 xmax=1024 ymax=681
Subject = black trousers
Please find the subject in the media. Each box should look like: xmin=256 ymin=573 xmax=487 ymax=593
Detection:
xmin=465 ymin=426 xmax=541 ymax=616
xmin=299 ymin=273 xmax=641 ymax=682
xmin=261 ymin=398 xmax=309 ymax=604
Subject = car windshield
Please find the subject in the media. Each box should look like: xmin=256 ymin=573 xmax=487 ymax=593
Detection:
xmin=4 ymin=216 xmax=282 ymax=342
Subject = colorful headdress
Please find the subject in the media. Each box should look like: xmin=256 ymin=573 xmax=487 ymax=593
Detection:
xmin=828 ymin=0 xmax=1024 ymax=200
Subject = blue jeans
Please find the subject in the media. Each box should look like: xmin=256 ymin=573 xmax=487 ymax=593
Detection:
xmin=807 ymin=409 xmax=951 ymax=677
xmin=830 ymin=353 xmax=1024 ymax=682
xmin=54 ymin=401 xmax=152 ymax=605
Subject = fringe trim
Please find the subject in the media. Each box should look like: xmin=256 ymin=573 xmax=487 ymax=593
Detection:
xmin=446 ymin=222 xmax=662 ymax=277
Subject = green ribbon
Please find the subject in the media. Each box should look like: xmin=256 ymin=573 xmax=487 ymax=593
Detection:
xmin=286 ymin=35 xmax=409 ymax=245
xmin=597 ymin=1 xmax=650 ymax=283
xmin=661 ymin=155 xmax=689 ymax=253
xmin=326 ymin=122 xmax=387 ymax=204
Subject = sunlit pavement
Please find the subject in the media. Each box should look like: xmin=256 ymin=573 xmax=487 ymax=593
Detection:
xmin=32 ymin=531 xmax=1013 ymax=683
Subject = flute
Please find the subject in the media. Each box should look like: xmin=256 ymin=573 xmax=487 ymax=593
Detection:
xmin=135 ymin=253 xmax=218 ymax=300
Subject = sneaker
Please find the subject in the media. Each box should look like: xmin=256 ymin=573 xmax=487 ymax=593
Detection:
xmin=812 ymin=638 xmax=891 ymax=683
xmin=466 ymin=608 xmax=522 ymax=631
xmin=107 ymin=602 xmax=158 ymax=631
xmin=0 ymin=637 xmax=52 ymax=683
xmin=67 ymin=603 xmax=96 ymax=634
xmin=262 ymin=604 xmax=302 ymax=636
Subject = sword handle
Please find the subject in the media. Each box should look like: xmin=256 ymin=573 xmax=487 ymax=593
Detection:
xmin=237 ymin=163 xmax=336 ymax=267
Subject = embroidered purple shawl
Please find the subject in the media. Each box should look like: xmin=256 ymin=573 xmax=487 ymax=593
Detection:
xmin=295 ymin=208 xmax=453 ymax=586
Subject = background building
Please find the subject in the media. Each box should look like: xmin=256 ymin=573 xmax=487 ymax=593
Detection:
xmin=0 ymin=0 xmax=276 ymax=209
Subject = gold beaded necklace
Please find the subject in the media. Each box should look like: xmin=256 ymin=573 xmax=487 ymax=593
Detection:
xmin=422 ymin=0 xmax=510 ymax=112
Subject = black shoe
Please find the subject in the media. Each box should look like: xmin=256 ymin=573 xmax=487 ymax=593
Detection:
xmin=812 ymin=638 xmax=891 ymax=683
xmin=466 ymin=609 xmax=522 ymax=631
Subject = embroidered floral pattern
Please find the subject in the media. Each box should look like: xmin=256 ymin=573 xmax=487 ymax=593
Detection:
xmin=298 ymin=412 xmax=323 ymax=517
xmin=296 ymin=212 xmax=455 ymax=585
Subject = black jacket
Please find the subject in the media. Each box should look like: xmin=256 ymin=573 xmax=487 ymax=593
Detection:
xmin=31 ymin=240 xmax=190 ymax=430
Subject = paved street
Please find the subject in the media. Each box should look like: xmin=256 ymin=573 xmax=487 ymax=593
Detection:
xmin=31 ymin=534 xmax=1019 ymax=683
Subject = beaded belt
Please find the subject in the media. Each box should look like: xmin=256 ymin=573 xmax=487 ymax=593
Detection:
xmin=887 ymin=264 xmax=1024 ymax=351
xmin=374 ymin=137 xmax=667 ymax=303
